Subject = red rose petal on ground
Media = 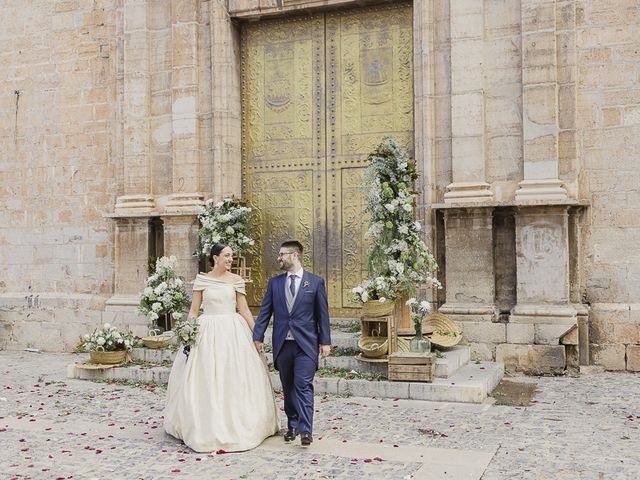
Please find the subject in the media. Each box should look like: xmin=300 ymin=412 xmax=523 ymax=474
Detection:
xmin=196 ymin=458 xmax=202 ymax=461
xmin=374 ymin=457 xmax=383 ymax=462
xmin=350 ymin=459 xmax=358 ymax=464
xmin=171 ymin=469 xmax=181 ymax=473
xmin=310 ymin=459 xmax=318 ymax=465
xmin=364 ymin=458 xmax=372 ymax=463
xmin=216 ymin=449 xmax=226 ymax=454
xmin=95 ymin=450 xmax=103 ymax=454
xmin=162 ymin=449 xmax=168 ymax=453
xmin=0 ymin=428 xmax=6 ymax=432
xmin=178 ymin=459 xmax=186 ymax=462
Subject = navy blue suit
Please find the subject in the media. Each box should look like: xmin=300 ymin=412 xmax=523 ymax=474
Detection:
xmin=253 ymin=271 xmax=331 ymax=434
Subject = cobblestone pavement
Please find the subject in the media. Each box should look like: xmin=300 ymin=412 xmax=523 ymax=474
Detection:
xmin=0 ymin=351 xmax=639 ymax=479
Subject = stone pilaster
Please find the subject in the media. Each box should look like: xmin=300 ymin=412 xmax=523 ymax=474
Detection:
xmin=116 ymin=0 xmax=155 ymax=214
xmin=210 ymin=1 xmax=242 ymax=198
xmin=167 ymin=0 xmax=205 ymax=213
xmin=509 ymin=206 xmax=576 ymax=344
xmin=516 ymin=0 xmax=567 ymax=202
xmin=162 ymin=215 xmax=200 ymax=284
xmin=444 ymin=0 xmax=493 ymax=203
xmin=439 ymin=208 xmax=499 ymax=330
xmin=106 ymin=218 xmax=151 ymax=309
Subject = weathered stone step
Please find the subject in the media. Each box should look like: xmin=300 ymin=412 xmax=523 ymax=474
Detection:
xmin=129 ymin=344 xmax=471 ymax=378
xmin=66 ymin=358 xmax=502 ymax=403
xmin=263 ymin=328 xmax=360 ymax=350
xmin=264 ymin=345 xmax=471 ymax=378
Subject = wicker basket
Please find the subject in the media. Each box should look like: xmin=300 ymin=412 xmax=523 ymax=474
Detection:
xmin=358 ymin=336 xmax=389 ymax=358
xmin=362 ymin=299 xmax=395 ymax=317
xmin=396 ymin=336 xmax=411 ymax=352
xmin=89 ymin=349 xmax=127 ymax=365
xmin=424 ymin=312 xmax=463 ymax=347
xmin=142 ymin=335 xmax=172 ymax=349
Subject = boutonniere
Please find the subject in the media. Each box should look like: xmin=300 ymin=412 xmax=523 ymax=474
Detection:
xmin=303 ymin=280 xmax=310 ymax=288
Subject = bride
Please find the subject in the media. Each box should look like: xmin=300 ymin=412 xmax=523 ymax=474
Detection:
xmin=164 ymin=243 xmax=280 ymax=452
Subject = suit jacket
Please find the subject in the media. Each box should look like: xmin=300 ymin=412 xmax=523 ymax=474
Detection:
xmin=253 ymin=271 xmax=331 ymax=370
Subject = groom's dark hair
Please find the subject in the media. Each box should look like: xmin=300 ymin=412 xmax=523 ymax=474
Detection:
xmin=281 ymin=240 xmax=303 ymax=255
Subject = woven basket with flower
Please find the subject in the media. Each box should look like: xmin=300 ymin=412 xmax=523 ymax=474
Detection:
xmin=424 ymin=312 xmax=462 ymax=347
xmin=83 ymin=323 xmax=134 ymax=365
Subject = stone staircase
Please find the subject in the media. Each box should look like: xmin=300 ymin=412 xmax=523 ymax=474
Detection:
xmin=68 ymin=321 xmax=503 ymax=403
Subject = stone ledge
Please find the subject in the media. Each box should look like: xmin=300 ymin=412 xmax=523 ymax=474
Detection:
xmin=67 ymin=360 xmax=503 ymax=404
xmin=130 ymin=345 xmax=471 ymax=379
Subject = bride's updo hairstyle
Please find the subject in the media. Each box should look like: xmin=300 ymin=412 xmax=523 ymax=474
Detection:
xmin=209 ymin=243 xmax=228 ymax=266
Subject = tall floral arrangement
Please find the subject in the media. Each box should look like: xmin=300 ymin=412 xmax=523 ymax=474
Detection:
xmin=139 ymin=256 xmax=189 ymax=327
xmin=352 ymin=137 xmax=440 ymax=303
xmin=194 ymin=197 xmax=254 ymax=259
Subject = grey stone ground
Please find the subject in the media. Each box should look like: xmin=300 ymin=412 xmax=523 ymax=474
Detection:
xmin=0 ymin=351 xmax=639 ymax=479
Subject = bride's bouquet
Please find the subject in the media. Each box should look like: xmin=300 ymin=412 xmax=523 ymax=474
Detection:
xmin=173 ymin=316 xmax=199 ymax=358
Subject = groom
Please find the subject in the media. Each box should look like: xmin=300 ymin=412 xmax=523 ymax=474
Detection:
xmin=253 ymin=240 xmax=331 ymax=446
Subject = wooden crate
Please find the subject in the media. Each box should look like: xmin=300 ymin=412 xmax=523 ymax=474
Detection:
xmin=388 ymin=352 xmax=435 ymax=382
xmin=360 ymin=315 xmax=397 ymax=356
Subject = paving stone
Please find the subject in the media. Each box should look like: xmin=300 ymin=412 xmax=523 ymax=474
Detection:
xmin=2 ymin=351 xmax=640 ymax=480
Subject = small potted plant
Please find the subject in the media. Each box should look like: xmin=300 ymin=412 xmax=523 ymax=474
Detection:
xmin=83 ymin=323 xmax=134 ymax=364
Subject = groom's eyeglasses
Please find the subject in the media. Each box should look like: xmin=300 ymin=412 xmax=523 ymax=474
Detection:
xmin=277 ymin=251 xmax=295 ymax=257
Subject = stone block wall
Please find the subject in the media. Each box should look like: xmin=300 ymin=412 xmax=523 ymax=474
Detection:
xmin=1 ymin=0 xmax=639 ymax=372
xmin=577 ymin=1 xmax=640 ymax=371
xmin=0 ymin=0 xmax=127 ymax=351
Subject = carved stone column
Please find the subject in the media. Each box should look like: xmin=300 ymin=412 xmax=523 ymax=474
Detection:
xmin=210 ymin=1 xmax=242 ymax=198
xmin=444 ymin=0 xmax=493 ymax=203
xmin=116 ymin=0 xmax=155 ymax=214
xmin=162 ymin=215 xmax=200 ymax=284
xmin=439 ymin=208 xmax=501 ymax=353
xmin=515 ymin=0 xmax=568 ymax=202
xmin=166 ymin=0 xmax=205 ymax=212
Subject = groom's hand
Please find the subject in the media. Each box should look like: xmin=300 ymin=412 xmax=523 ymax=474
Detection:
xmin=319 ymin=345 xmax=331 ymax=358
xmin=254 ymin=341 xmax=264 ymax=354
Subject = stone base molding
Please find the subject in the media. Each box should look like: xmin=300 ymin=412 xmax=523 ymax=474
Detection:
xmin=444 ymin=182 xmax=494 ymax=203
xmin=114 ymin=195 xmax=155 ymax=214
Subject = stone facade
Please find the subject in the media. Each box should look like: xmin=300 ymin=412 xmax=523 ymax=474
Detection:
xmin=1 ymin=0 xmax=639 ymax=373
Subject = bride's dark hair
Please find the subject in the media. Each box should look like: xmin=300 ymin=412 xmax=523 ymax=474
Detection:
xmin=209 ymin=243 xmax=227 ymax=265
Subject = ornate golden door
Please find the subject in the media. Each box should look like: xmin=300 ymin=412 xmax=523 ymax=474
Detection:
xmin=241 ymin=3 xmax=413 ymax=316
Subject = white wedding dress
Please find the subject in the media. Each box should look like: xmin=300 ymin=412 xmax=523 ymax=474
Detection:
xmin=164 ymin=274 xmax=280 ymax=452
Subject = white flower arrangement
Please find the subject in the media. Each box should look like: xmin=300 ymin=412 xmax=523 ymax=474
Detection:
xmin=194 ymin=196 xmax=254 ymax=258
xmin=83 ymin=323 xmax=134 ymax=352
xmin=352 ymin=137 xmax=441 ymax=303
xmin=139 ymin=256 xmax=189 ymax=328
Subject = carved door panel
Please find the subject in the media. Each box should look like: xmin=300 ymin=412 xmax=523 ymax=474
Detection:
xmin=241 ymin=4 xmax=413 ymax=315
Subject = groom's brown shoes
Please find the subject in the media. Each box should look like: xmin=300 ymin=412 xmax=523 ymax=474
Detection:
xmin=300 ymin=432 xmax=313 ymax=446
xmin=284 ymin=428 xmax=298 ymax=442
